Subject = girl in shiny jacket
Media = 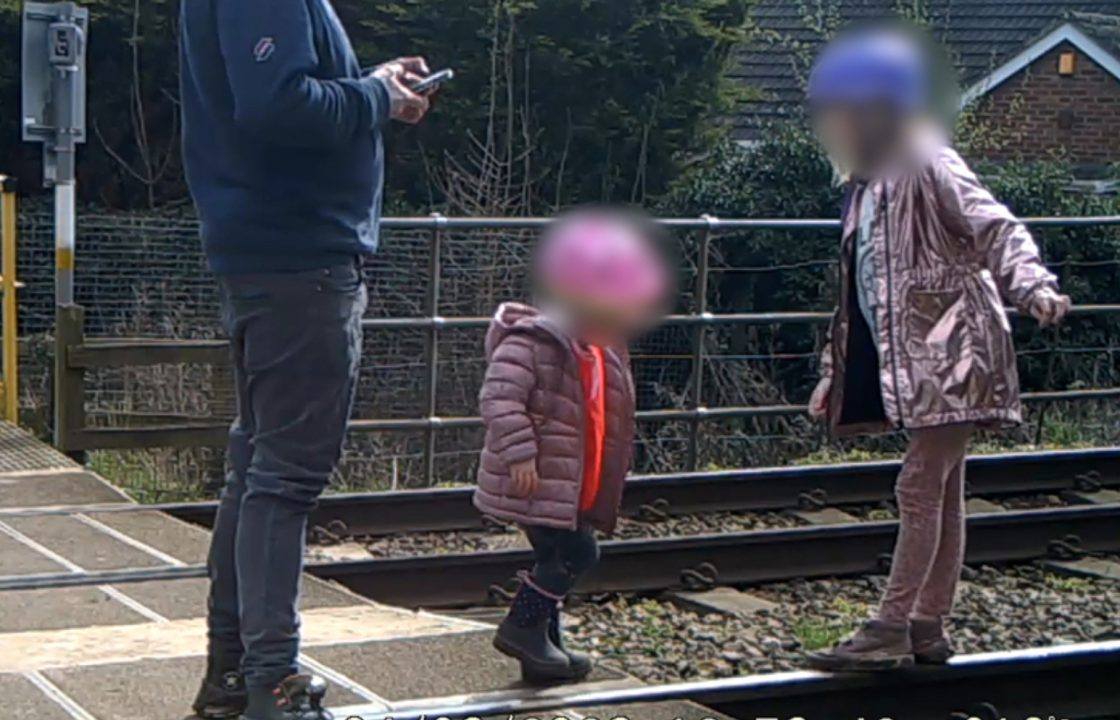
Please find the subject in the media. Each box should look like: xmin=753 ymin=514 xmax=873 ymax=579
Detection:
xmin=804 ymin=28 xmax=1070 ymax=671
xmin=474 ymin=210 xmax=670 ymax=684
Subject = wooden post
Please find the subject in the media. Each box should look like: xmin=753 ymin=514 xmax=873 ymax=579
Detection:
xmin=54 ymin=303 xmax=86 ymax=457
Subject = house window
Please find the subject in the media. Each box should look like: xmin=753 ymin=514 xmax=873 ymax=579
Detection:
xmin=1058 ymin=52 xmax=1076 ymax=76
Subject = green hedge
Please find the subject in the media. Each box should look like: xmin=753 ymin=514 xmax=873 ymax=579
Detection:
xmin=661 ymin=127 xmax=1120 ymax=396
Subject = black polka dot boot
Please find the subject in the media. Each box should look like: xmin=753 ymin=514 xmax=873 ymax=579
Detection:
xmin=492 ymin=574 xmax=581 ymax=684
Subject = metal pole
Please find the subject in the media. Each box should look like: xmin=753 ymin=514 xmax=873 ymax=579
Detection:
xmin=686 ymin=215 xmax=716 ymax=470
xmin=46 ymin=4 xmax=83 ymax=450
xmin=54 ymin=182 xmax=75 ymax=306
xmin=49 ymin=4 xmax=80 ymax=306
xmin=0 ymin=176 xmax=19 ymax=423
xmin=422 ymin=214 xmax=446 ymax=485
xmin=52 ymin=48 xmax=78 ymax=457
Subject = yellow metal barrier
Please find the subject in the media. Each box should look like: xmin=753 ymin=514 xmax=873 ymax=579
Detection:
xmin=0 ymin=176 xmax=19 ymax=423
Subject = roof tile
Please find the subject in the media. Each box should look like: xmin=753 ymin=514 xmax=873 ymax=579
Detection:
xmin=732 ymin=0 xmax=1120 ymax=138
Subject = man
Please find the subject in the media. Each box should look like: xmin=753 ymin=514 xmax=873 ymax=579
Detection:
xmin=179 ymin=1 xmax=430 ymax=717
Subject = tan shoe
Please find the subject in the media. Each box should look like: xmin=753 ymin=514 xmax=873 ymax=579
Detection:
xmin=807 ymin=619 xmax=914 ymax=672
xmin=911 ymin=616 xmax=954 ymax=664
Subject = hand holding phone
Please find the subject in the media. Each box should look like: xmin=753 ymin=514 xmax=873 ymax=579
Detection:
xmin=411 ymin=69 xmax=454 ymax=95
xmin=373 ymin=57 xmax=433 ymax=124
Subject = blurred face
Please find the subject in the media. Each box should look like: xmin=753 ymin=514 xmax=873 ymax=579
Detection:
xmin=535 ymin=210 xmax=674 ymax=345
xmin=813 ymin=102 xmax=906 ymax=178
xmin=557 ymin=294 xmax=661 ymax=347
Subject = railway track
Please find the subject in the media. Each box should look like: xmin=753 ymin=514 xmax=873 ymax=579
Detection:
xmin=332 ymin=640 xmax=1120 ymax=720
xmin=6 ymin=447 xmax=1112 ymax=535
xmin=185 ymin=447 xmax=1120 ymax=536
xmin=6 ymin=502 xmax=1119 ymax=608
xmin=313 ymin=503 xmax=1120 ymax=607
xmin=3 ymin=448 xmax=1116 ymax=720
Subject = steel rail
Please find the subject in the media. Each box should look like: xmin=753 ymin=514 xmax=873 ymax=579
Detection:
xmin=3 ymin=504 xmax=1117 ymax=606
xmin=3 ymin=447 xmax=1112 ymax=531
xmin=334 ymin=641 xmax=1120 ymax=720
xmin=311 ymin=503 xmax=1120 ymax=608
xmin=172 ymin=446 xmax=1120 ymax=534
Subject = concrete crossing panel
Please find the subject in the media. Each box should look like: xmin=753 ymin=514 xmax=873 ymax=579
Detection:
xmin=0 ymin=673 xmax=80 ymax=720
xmin=85 ymin=510 xmax=210 ymax=565
xmin=4 ymin=515 xmax=169 ymax=571
xmin=303 ymin=631 xmax=624 ymax=702
xmin=0 ymin=471 xmax=129 ymax=509
xmin=0 ymin=586 xmax=147 ymax=633
xmin=0 ymin=529 xmax=67 ymax=575
xmin=43 ymin=655 xmax=367 ymax=720
xmin=107 ymin=576 xmax=362 ymax=622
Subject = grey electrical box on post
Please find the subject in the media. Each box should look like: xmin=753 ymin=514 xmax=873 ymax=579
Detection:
xmin=22 ymin=1 xmax=89 ymax=185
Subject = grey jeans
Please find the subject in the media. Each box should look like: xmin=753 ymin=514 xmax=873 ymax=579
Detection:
xmin=205 ymin=261 xmax=366 ymax=688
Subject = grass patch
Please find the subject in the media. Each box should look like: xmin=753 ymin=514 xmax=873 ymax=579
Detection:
xmin=88 ymin=449 xmax=218 ymax=504
xmin=791 ymin=447 xmax=899 ymax=466
xmin=792 ymin=596 xmax=869 ymax=650
xmin=1043 ymin=573 xmax=1092 ymax=592
xmin=792 ymin=618 xmax=848 ymax=650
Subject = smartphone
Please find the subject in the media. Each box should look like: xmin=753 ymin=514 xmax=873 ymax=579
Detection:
xmin=411 ymin=68 xmax=454 ymax=95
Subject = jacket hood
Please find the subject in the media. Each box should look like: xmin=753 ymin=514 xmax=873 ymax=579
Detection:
xmin=485 ymin=302 xmax=566 ymax=359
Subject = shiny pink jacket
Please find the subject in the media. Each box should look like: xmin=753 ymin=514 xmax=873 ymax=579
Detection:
xmin=823 ymin=146 xmax=1059 ymax=435
xmin=473 ymin=303 xmax=636 ymax=533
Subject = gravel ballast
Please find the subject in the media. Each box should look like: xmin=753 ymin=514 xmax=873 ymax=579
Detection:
xmin=561 ymin=561 xmax=1120 ymax=684
xmin=357 ymin=510 xmax=800 ymax=559
xmin=308 ymin=493 xmax=1080 ymax=560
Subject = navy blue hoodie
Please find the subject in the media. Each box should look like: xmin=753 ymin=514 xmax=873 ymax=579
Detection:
xmin=180 ymin=0 xmax=390 ymax=274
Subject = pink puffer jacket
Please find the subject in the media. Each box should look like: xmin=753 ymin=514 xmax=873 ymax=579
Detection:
xmin=473 ymin=303 xmax=636 ymax=533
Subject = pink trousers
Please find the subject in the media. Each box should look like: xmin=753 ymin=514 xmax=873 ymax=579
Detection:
xmin=877 ymin=423 xmax=974 ymax=624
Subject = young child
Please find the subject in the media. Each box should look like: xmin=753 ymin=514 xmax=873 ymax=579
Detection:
xmin=474 ymin=210 xmax=671 ymax=684
xmin=804 ymin=28 xmax=1070 ymax=671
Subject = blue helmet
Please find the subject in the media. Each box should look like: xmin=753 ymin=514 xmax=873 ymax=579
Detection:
xmin=807 ymin=30 xmax=930 ymax=112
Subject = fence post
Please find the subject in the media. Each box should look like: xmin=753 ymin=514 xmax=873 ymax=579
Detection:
xmin=54 ymin=303 xmax=86 ymax=457
xmin=422 ymin=214 xmax=446 ymax=486
xmin=686 ymin=215 xmax=717 ymax=471
xmin=0 ymin=176 xmax=19 ymax=424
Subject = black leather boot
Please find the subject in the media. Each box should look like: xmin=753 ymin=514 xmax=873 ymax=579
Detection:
xmin=549 ymin=605 xmax=593 ymax=680
xmin=493 ymin=578 xmax=578 ymax=684
xmin=189 ymin=651 xmax=246 ymax=719
xmin=241 ymin=675 xmax=332 ymax=720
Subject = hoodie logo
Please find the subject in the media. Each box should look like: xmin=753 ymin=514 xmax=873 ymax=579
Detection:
xmin=253 ymin=37 xmax=276 ymax=63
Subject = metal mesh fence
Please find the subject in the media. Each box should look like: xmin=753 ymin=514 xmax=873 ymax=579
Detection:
xmin=10 ymin=205 xmax=1120 ymax=500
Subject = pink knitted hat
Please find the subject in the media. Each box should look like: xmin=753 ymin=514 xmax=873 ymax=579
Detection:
xmin=535 ymin=210 xmax=671 ymax=316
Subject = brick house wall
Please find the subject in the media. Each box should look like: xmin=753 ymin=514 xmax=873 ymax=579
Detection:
xmin=971 ymin=41 xmax=1120 ymax=166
